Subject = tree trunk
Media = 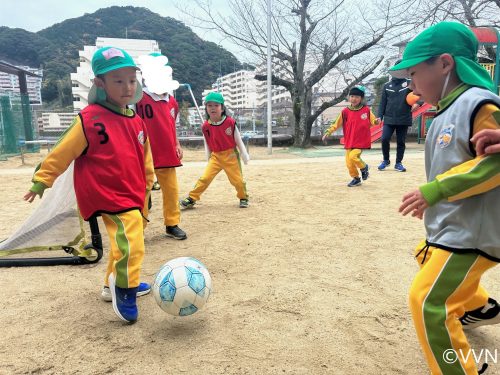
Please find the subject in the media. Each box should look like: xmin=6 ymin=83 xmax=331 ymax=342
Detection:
xmin=293 ymin=91 xmax=313 ymax=147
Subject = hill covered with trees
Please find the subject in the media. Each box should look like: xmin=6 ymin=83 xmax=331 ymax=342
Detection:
xmin=0 ymin=6 xmax=243 ymax=108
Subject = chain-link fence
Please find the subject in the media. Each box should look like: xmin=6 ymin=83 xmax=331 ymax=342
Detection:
xmin=0 ymin=93 xmax=39 ymax=160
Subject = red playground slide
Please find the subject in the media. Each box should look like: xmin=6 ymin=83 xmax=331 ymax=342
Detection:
xmin=339 ymin=103 xmax=433 ymax=145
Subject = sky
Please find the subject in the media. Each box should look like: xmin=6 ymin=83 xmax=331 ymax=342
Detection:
xmin=0 ymin=0 xmax=236 ymax=51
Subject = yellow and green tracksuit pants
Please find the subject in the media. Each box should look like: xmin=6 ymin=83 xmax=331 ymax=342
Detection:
xmin=345 ymin=148 xmax=367 ymax=178
xmin=189 ymin=149 xmax=248 ymax=201
xmin=154 ymin=168 xmax=181 ymax=227
xmin=409 ymin=239 xmax=497 ymax=374
xmin=102 ymin=209 xmax=145 ymax=289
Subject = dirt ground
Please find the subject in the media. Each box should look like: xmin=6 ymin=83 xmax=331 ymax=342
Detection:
xmin=1 ymin=143 xmax=500 ymax=375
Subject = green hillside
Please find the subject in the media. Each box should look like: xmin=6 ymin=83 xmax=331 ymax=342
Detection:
xmin=0 ymin=6 xmax=242 ymax=108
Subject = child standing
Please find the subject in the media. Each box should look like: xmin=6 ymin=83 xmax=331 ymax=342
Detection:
xmin=180 ymin=92 xmax=249 ymax=208
xmin=24 ymin=47 xmax=155 ymax=324
xmin=394 ymin=22 xmax=500 ymax=374
xmin=322 ymin=86 xmax=379 ymax=187
xmin=136 ymin=53 xmax=187 ymax=240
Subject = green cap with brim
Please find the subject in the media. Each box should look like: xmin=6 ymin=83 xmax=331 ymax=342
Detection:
xmin=205 ymin=91 xmax=224 ymax=104
xmin=390 ymin=22 xmax=495 ymax=92
xmin=88 ymin=46 xmax=142 ymax=105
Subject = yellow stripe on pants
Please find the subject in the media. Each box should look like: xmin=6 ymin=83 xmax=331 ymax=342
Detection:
xmin=102 ymin=209 xmax=145 ymax=289
xmin=155 ymin=168 xmax=181 ymax=226
xmin=345 ymin=148 xmax=366 ymax=178
xmin=409 ymin=239 xmax=497 ymax=374
xmin=189 ymin=149 xmax=247 ymax=201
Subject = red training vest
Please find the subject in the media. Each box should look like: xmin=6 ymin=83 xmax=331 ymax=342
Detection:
xmin=202 ymin=116 xmax=237 ymax=152
xmin=75 ymin=104 xmax=147 ymax=220
xmin=341 ymin=106 xmax=372 ymax=149
xmin=136 ymin=92 xmax=181 ymax=168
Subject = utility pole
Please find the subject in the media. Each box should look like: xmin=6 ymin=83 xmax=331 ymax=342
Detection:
xmin=266 ymin=0 xmax=272 ymax=154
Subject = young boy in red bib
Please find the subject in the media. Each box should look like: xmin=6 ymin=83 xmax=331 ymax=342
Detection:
xmin=322 ymin=86 xmax=379 ymax=187
xmin=24 ymin=47 xmax=154 ymax=324
xmin=180 ymin=92 xmax=249 ymax=208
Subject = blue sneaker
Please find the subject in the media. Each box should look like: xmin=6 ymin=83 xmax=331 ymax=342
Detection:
xmin=378 ymin=160 xmax=390 ymax=170
xmin=108 ymin=274 xmax=138 ymax=323
xmin=347 ymin=177 xmax=362 ymax=187
xmin=101 ymin=282 xmax=151 ymax=302
xmin=394 ymin=162 xmax=407 ymax=172
xmin=360 ymin=164 xmax=369 ymax=180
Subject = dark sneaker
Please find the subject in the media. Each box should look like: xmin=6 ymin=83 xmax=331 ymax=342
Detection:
xmin=239 ymin=199 xmax=249 ymax=208
xmin=460 ymin=298 xmax=500 ymax=330
xmin=360 ymin=164 xmax=369 ymax=180
xmin=166 ymin=225 xmax=187 ymax=240
xmin=180 ymin=197 xmax=195 ymax=209
xmin=152 ymin=181 xmax=161 ymax=191
xmin=101 ymin=282 xmax=151 ymax=302
xmin=378 ymin=160 xmax=390 ymax=170
xmin=394 ymin=163 xmax=406 ymax=172
xmin=108 ymin=274 xmax=138 ymax=323
xmin=347 ymin=177 xmax=362 ymax=187
xmin=394 ymin=162 xmax=407 ymax=172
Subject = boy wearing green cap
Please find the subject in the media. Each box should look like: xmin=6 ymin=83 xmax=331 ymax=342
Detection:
xmin=24 ymin=47 xmax=155 ymax=324
xmin=322 ymin=86 xmax=379 ymax=187
xmin=393 ymin=22 xmax=500 ymax=374
xmin=180 ymin=92 xmax=250 ymax=208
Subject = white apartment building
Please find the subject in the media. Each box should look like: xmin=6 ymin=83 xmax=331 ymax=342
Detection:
xmin=202 ymin=70 xmax=258 ymax=109
xmin=37 ymin=112 xmax=78 ymax=136
xmin=0 ymin=65 xmax=43 ymax=104
xmin=71 ymin=37 xmax=161 ymax=110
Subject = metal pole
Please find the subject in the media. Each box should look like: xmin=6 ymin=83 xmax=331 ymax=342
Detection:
xmin=181 ymin=83 xmax=204 ymax=122
xmin=180 ymin=83 xmax=209 ymax=155
xmin=266 ymin=0 xmax=272 ymax=154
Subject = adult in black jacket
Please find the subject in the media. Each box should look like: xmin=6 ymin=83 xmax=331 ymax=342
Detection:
xmin=377 ymin=76 xmax=420 ymax=172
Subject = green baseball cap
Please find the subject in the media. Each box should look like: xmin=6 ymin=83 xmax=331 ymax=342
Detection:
xmin=390 ymin=22 xmax=495 ymax=92
xmin=88 ymin=46 xmax=142 ymax=104
xmin=205 ymin=92 xmax=224 ymax=104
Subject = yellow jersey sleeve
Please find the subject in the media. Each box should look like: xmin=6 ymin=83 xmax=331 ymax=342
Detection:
xmin=33 ymin=116 xmax=88 ymax=188
xmin=324 ymin=114 xmax=343 ymax=136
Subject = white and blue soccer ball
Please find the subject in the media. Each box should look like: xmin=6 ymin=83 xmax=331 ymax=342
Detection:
xmin=152 ymin=257 xmax=212 ymax=316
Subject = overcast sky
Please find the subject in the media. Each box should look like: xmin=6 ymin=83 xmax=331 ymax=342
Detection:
xmin=0 ymin=0 xmax=236 ymax=51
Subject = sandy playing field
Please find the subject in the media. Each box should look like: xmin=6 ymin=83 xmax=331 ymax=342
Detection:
xmin=1 ymin=143 xmax=500 ymax=375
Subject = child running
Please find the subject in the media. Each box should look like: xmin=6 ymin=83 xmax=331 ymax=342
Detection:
xmin=24 ymin=47 xmax=154 ymax=324
xmin=180 ymin=92 xmax=249 ymax=208
xmin=394 ymin=22 xmax=500 ymax=374
xmin=322 ymin=86 xmax=379 ymax=187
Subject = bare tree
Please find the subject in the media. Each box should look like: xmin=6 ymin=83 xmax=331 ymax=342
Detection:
xmin=182 ymin=0 xmax=415 ymax=147
xmin=421 ymin=0 xmax=500 ymax=28
xmin=420 ymin=0 xmax=500 ymax=60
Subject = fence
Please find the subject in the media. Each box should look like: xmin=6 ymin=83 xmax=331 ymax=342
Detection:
xmin=0 ymin=93 xmax=39 ymax=160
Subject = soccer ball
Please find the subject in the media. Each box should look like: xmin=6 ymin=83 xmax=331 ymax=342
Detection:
xmin=152 ymin=257 xmax=212 ymax=316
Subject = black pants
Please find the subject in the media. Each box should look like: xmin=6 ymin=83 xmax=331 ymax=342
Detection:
xmin=381 ymin=125 xmax=409 ymax=164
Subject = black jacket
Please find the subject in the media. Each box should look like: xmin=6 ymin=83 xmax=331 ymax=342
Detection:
xmin=378 ymin=78 xmax=413 ymax=126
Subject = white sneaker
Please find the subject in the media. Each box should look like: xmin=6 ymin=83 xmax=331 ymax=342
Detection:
xmin=101 ymin=282 xmax=151 ymax=302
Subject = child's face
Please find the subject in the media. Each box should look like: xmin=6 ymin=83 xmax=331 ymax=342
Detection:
xmin=349 ymin=95 xmax=362 ymax=107
xmin=206 ymin=102 xmax=223 ymax=120
xmin=95 ymin=67 xmax=138 ymax=108
xmin=408 ymin=54 xmax=454 ymax=106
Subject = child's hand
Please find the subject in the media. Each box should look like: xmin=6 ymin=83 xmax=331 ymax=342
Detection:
xmin=374 ymin=118 xmax=381 ymax=125
xmin=470 ymin=129 xmax=500 ymax=155
xmin=321 ymin=134 xmax=328 ymax=144
xmin=23 ymin=191 xmax=37 ymax=203
xmin=399 ymin=189 xmax=428 ymax=220
xmin=176 ymin=145 xmax=183 ymax=160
